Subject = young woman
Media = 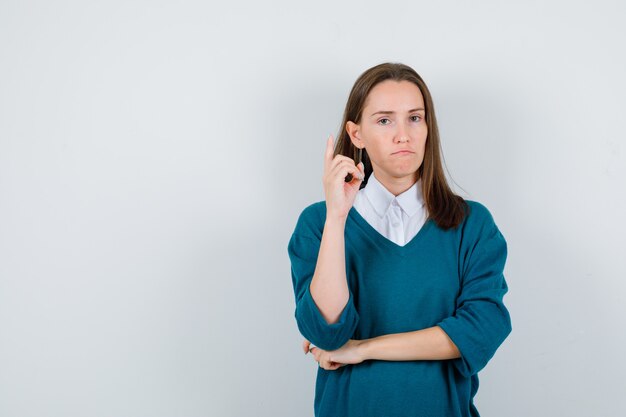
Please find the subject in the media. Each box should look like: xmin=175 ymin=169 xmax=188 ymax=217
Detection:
xmin=287 ymin=62 xmax=512 ymax=417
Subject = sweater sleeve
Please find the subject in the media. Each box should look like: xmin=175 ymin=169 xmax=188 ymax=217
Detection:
xmin=436 ymin=207 xmax=512 ymax=378
xmin=288 ymin=232 xmax=360 ymax=351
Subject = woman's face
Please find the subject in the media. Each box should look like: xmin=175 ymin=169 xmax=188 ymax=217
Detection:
xmin=346 ymin=80 xmax=428 ymax=183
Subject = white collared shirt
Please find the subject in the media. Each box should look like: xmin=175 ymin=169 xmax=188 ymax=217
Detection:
xmin=353 ymin=172 xmax=428 ymax=247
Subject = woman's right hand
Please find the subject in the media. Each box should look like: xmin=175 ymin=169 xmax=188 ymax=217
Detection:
xmin=323 ymin=134 xmax=365 ymax=220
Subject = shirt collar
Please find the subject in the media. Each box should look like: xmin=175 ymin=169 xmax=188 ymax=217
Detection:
xmin=364 ymin=172 xmax=425 ymax=218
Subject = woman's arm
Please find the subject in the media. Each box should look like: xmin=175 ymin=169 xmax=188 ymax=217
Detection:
xmin=309 ymin=136 xmax=365 ymax=325
xmin=309 ymin=214 xmax=351 ymax=325
xmin=359 ymin=326 xmax=461 ymax=361
xmin=289 ymin=137 xmax=366 ymax=352
xmin=305 ymin=326 xmax=460 ymax=369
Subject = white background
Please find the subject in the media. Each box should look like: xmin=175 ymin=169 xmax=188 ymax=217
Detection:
xmin=1 ymin=1 xmax=625 ymax=416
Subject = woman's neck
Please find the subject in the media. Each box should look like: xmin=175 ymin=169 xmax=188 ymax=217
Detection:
xmin=372 ymin=170 xmax=419 ymax=197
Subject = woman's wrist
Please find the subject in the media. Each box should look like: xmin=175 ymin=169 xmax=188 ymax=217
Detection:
xmin=357 ymin=338 xmax=373 ymax=361
xmin=325 ymin=211 xmax=348 ymax=226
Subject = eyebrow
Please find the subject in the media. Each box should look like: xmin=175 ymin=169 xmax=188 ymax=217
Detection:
xmin=370 ymin=108 xmax=425 ymax=117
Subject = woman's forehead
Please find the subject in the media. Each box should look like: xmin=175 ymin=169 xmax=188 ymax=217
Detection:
xmin=364 ymin=80 xmax=425 ymax=112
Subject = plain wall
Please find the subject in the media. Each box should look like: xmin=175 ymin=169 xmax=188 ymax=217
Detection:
xmin=1 ymin=1 xmax=625 ymax=416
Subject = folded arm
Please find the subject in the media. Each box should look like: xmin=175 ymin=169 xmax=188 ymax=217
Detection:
xmin=306 ymin=209 xmax=512 ymax=377
xmin=359 ymin=325 xmax=461 ymax=361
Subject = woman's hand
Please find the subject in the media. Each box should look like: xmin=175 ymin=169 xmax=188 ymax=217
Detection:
xmin=302 ymin=338 xmax=366 ymax=371
xmin=323 ymin=134 xmax=365 ymax=220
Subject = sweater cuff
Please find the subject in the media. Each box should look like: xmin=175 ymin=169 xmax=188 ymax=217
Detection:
xmin=295 ymin=283 xmax=359 ymax=351
xmin=436 ymin=322 xmax=475 ymax=378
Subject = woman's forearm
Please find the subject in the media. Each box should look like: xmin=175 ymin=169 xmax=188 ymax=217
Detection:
xmin=359 ymin=326 xmax=461 ymax=361
xmin=309 ymin=215 xmax=349 ymax=325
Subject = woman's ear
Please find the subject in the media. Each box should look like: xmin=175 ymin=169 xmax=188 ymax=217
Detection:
xmin=346 ymin=121 xmax=363 ymax=148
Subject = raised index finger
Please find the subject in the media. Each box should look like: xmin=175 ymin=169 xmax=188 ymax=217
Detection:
xmin=324 ymin=134 xmax=334 ymax=171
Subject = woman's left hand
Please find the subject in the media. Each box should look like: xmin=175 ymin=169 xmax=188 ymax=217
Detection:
xmin=302 ymin=338 xmax=366 ymax=370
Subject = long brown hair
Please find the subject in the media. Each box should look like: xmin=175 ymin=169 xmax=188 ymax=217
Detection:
xmin=334 ymin=62 xmax=468 ymax=230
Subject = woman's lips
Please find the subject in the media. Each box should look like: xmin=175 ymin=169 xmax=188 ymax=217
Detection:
xmin=392 ymin=150 xmax=414 ymax=155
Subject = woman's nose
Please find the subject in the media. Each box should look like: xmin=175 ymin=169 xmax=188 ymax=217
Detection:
xmin=395 ymin=122 xmax=410 ymax=142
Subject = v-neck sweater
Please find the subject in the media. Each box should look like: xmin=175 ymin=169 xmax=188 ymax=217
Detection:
xmin=287 ymin=199 xmax=512 ymax=417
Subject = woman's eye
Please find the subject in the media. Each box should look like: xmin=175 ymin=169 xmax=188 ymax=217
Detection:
xmin=378 ymin=118 xmax=391 ymax=125
xmin=411 ymin=115 xmax=422 ymax=122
